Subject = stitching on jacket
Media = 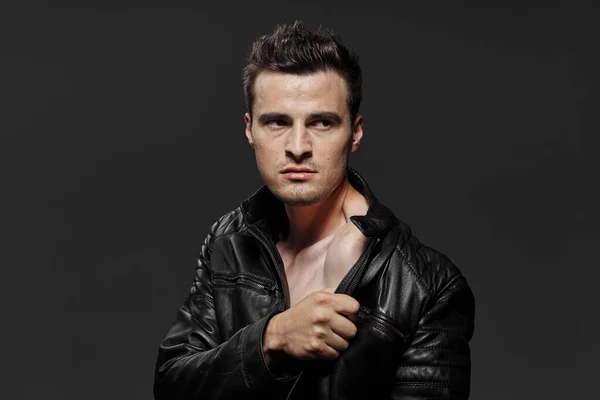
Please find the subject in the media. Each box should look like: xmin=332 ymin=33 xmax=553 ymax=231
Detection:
xmin=222 ymin=213 xmax=238 ymax=235
xmin=209 ymin=211 xmax=242 ymax=239
xmin=407 ymin=345 xmax=458 ymax=350
xmin=208 ymin=210 xmax=244 ymax=241
xmin=398 ymin=364 xmax=468 ymax=370
xmin=211 ymin=229 xmax=239 ymax=241
xmin=421 ymin=283 xmax=461 ymax=318
xmin=371 ymin=323 xmax=395 ymax=340
xmin=241 ymin=328 xmax=254 ymax=389
xmin=359 ymin=306 xmax=406 ymax=339
xmin=212 ymin=284 xmax=271 ymax=296
xmin=395 ymin=244 xmax=432 ymax=296
xmin=396 ymin=380 xmax=460 ymax=388
xmin=415 ymin=327 xmax=467 ymax=335
xmin=257 ymin=319 xmax=281 ymax=384
xmin=212 ymin=272 xmax=276 ymax=286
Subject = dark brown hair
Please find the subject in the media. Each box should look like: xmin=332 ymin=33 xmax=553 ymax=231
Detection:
xmin=243 ymin=21 xmax=362 ymax=124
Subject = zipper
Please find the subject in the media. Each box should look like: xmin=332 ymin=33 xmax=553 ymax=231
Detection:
xmin=212 ymin=274 xmax=277 ymax=295
xmin=343 ymin=237 xmax=379 ymax=296
xmin=247 ymin=226 xmax=291 ymax=308
xmin=358 ymin=305 xmax=405 ymax=340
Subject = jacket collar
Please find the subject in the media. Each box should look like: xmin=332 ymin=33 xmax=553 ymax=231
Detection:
xmin=240 ymin=167 xmax=399 ymax=240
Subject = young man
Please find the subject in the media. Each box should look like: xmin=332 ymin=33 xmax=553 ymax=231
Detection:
xmin=154 ymin=22 xmax=475 ymax=399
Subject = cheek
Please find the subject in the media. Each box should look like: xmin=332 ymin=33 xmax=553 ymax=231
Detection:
xmin=253 ymin=144 xmax=278 ymax=167
xmin=253 ymin=133 xmax=278 ymax=152
xmin=322 ymin=140 xmax=351 ymax=160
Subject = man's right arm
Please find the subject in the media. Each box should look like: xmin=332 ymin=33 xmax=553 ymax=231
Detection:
xmin=153 ymin=220 xmax=299 ymax=400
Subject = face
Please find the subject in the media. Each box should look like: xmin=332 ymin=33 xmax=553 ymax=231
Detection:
xmin=244 ymin=70 xmax=363 ymax=206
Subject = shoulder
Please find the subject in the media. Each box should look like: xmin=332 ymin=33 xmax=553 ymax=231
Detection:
xmin=208 ymin=208 xmax=246 ymax=239
xmin=197 ymin=207 xmax=246 ymax=259
xmin=392 ymin=221 xmax=473 ymax=305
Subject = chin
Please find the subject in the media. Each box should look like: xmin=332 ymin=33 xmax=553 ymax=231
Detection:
xmin=269 ymin=183 xmax=326 ymax=207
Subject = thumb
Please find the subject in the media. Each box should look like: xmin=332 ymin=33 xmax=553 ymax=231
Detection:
xmin=322 ymin=287 xmax=336 ymax=294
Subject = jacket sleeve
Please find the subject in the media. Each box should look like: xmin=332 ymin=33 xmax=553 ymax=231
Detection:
xmin=153 ymin=220 xmax=298 ymax=399
xmin=392 ymin=272 xmax=475 ymax=399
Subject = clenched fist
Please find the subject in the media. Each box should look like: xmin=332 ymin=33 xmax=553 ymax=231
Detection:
xmin=263 ymin=288 xmax=360 ymax=364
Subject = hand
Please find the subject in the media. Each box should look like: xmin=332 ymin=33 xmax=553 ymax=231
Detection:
xmin=323 ymin=221 xmax=369 ymax=287
xmin=263 ymin=288 xmax=360 ymax=362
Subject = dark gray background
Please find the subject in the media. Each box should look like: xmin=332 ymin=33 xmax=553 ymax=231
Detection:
xmin=2 ymin=1 xmax=598 ymax=399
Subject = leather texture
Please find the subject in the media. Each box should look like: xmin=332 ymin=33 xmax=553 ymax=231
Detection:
xmin=154 ymin=167 xmax=475 ymax=399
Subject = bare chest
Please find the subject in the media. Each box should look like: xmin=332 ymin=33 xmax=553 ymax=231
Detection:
xmin=276 ymin=240 xmax=344 ymax=306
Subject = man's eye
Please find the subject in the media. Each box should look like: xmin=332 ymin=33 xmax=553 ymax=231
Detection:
xmin=267 ymin=120 xmax=287 ymax=128
xmin=313 ymin=120 xmax=332 ymax=129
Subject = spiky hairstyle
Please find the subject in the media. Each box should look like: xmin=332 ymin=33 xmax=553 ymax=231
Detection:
xmin=243 ymin=21 xmax=362 ymax=123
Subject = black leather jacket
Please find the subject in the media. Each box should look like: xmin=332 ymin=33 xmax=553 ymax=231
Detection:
xmin=154 ymin=168 xmax=475 ymax=399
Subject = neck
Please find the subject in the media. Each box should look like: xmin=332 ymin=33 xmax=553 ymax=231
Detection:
xmin=279 ymin=176 xmax=365 ymax=253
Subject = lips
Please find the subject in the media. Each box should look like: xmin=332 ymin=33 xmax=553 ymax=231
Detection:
xmin=281 ymin=167 xmax=316 ymax=173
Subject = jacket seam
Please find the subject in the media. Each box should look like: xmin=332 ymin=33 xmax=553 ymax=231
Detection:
xmin=211 ymin=272 xmax=276 ymax=285
xmin=212 ymin=284 xmax=271 ymax=296
xmin=396 ymin=380 xmax=461 ymax=388
xmin=395 ymin=244 xmax=432 ymax=297
xmin=211 ymin=230 xmax=240 ymax=241
xmin=416 ymin=327 xmax=467 ymax=334
xmin=398 ymin=364 xmax=468 ymax=370
xmin=241 ymin=328 xmax=255 ymax=389
xmin=421 ymin=274 xmax=467 ymax=319
xmin=407 ymin=345 xmax=459 ymax=350
xmin=371 ymin=323 xmax=395 ymax=340
xmin=222 ymin=213 xmax=238 ymax=236
xmin=360 ymin=307 xmax=406 ymax=339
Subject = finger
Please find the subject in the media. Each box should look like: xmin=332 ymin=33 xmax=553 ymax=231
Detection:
xmin=329 ymin=294 xmax=360 ymax=317
xmin=321 ymin=287 xmax=336 ymax=294
xmin=329 ymin=313 xmax=358 ymax=340
xmin=323 ymin=330 xmax=351 ymax=353
xmin=306 ymin=338 xmax=340 ymax=360
xmin=343 ymin=310 xmax=358 ymax=323
xmin=320 ymin=346 xmax=340 ymax=360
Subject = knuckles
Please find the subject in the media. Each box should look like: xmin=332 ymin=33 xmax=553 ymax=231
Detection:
xmin=313 ymin=309 xmax=331 ymax=323
xmin=307 ymin=340 xmax=324 ymax=353
xmin=312 ymin=327 xmax=326 ymax=339
xmin=313 ymin=292 xmax=330 ymax=305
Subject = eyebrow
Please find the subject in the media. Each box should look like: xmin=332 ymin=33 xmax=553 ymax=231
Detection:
xmin=257 ymin=112 xmax=288 ymax=125
xmin=257 ymin=111 xmax=342 ymax=125
xmin=309 ymin=112 xmax=342 ymax=125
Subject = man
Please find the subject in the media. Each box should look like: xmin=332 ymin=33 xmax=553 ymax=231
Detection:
xmin=154 ymin=21 xmax=475 ymax=399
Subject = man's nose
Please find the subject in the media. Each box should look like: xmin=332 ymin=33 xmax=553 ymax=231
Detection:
xmin=285 ymin=123 xmax=312 ymax=161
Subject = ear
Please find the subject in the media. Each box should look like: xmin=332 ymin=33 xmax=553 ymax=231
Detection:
xmin=350 ymin=114 xmax=363 ymax=153
xmin=244 ymin=112 xmax=254 ymax=148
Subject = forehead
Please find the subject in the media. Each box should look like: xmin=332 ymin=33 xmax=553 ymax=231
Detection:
xmin=253 ymin=70 xmax=348 ymax=116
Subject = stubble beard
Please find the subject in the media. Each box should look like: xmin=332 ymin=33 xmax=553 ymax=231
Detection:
xmin=269 ymin=181 xmax=328 ymax=206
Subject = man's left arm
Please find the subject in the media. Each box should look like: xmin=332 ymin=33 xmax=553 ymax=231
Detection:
xmin=392 ymin=272 xmax=475 ymax=399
